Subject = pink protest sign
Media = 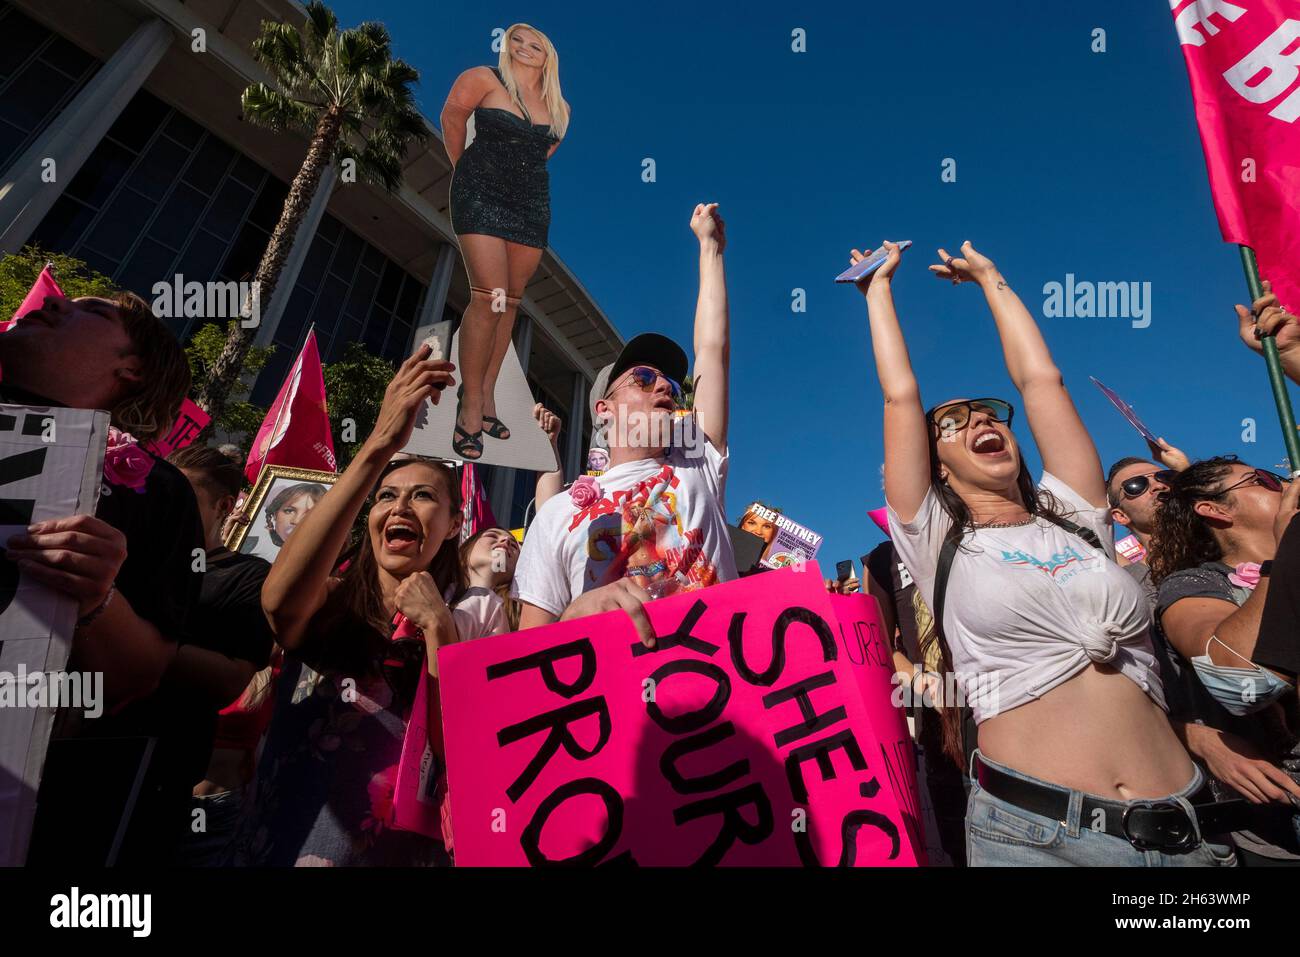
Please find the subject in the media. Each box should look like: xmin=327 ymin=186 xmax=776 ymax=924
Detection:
xmin=439 ymin=564 xmax=921 ymax=866
xmin=827 ymin=592 xmax=925 ymax=862
xmin=142 ymin=398 xmax=210 ymax=459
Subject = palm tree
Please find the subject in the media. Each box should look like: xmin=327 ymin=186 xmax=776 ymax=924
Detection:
xmin=195 ymin=0 xmax=428 ymax=425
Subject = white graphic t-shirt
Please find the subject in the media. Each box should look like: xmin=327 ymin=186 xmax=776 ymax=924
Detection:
xmin=512 ymin=439 xmax=738 ymax=617
xmin=887 ymin=472 xmax=1163 ymax=724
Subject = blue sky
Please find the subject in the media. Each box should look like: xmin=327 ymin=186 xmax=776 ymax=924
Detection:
xmin=330 ymin=0 xmax=1297 ymax=572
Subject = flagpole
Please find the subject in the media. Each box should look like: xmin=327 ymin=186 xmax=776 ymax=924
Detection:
xmin=1238 ymin=245 xmax=1300 ymax=476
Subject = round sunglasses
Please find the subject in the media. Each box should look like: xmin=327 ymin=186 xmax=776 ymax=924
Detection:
xmin=927 ymin=398 xmax=1015 ymax=437
xmin=605 ymin=365 xmax=682 ymax=402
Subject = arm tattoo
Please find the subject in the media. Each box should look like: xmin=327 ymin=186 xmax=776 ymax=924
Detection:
xmin=996 ymin=280 xmax=1010 ymax=291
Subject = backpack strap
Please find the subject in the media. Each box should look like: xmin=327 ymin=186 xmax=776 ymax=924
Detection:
xmin=932 ymin=535 xmax=960 ymax=647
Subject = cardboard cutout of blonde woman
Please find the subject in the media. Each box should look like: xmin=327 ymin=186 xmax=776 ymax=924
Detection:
xmin=440 ymin=23 xmax=569 ymax=465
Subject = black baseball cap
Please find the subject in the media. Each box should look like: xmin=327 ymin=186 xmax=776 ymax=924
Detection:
xmin=588 ymin=333 xmax=689 ymax=420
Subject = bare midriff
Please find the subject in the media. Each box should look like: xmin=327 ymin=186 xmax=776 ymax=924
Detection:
xmin=192 ymin=747 xmax=255 ymax=797
xmin=977 ymin=662 xmax=1195 ymax=800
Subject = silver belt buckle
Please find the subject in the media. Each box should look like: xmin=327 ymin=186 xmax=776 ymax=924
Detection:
xmin=1121 ymin=800 xmax=1195 ymax=850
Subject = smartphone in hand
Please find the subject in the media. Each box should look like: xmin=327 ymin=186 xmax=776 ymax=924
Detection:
xmin=834 ymin=240 xmax=912 ymax=284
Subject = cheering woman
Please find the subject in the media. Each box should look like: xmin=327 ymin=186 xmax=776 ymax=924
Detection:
xmin=441 ymin=23 xmax=570 ymax=460
xmin=234 ymin=346 xmax=500 ymax=866
xmin=857 ymin=239 xmax=1236 ymax=866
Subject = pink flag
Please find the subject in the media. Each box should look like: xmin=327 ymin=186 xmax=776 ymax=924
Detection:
xmin=459 ymin=462 xmax=497 ymax=542
xmin=245 ymin=330 xmax=335 ymax=484
xmin=2 ymin=264 xmax=63 ymax=333
xmin=1172 ymin=1 xmax=1300 ymax=308
xmin=868 ymin=507 xmax=890 ymax=537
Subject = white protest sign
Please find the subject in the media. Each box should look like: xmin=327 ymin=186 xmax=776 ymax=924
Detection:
xmin=0 ymin=404 xmax=107 ymax=866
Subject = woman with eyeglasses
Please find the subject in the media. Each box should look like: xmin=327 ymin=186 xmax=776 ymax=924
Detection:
xmin=231 ymin=345 xmax=504 ymax=867
xmin=1146 ymin=457 xmax=1300 ymax=866
xmin=855 ymin=239 xmax=1235 ymax=866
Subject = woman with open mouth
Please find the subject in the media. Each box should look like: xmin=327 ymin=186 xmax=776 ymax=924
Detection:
xmin=232 ymin=344 xmax=504 ymax=867
xmin=457 ymin=526 xmax=522 ymax=632
xmin=853 ymin=239 xmax=1236 ymax=867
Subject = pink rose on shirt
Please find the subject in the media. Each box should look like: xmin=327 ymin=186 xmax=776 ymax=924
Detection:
xmin=1228 ymin=562 xmax=1261 ymax=590
xmin=569 ymin=475 xmax=603 ymax=509
xmin=103 ymin=427 xmax=153 ymax=493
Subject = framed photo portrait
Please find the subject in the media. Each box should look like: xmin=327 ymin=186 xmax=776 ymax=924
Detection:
xmin=224 ymin=465 xmax=337 ymax=563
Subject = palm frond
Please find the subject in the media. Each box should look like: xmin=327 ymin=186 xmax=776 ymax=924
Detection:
xmin=241 ymin=84 xmax=316 ymax=132
xmin=378 ymin=105 xmax=429 ymax=143
xmin=302 ymin=0 xmax=338 ymax=51
xmin=335 ymin=137 xmax=404 ymax=193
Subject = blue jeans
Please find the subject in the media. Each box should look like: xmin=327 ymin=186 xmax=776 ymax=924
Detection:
xmin=966 ymin=751 xmax=1238 ymax=867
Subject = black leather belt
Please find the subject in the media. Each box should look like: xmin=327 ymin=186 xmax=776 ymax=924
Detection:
xmin=974 ymin=755 xmax=1254 ymax=850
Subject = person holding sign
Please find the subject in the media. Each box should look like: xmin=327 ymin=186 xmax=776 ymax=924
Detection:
xmin=236 ymin=345 xmax=501 ymax=866
xmin=856 ymin=239 xmax=1235 ymax=866
xmin=1 ymin=289 xmax=204 ymax=865
xmin=513 ymin=203 xmax=737 ymax=645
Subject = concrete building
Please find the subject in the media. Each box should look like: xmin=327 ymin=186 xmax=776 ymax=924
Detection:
xmin=0 ymin=0 xmax=621 ymax=526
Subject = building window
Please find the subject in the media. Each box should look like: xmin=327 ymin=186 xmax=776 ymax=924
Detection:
xmin=0 ymin=2 xmax=98 ymax=171
xmin=18 ymin=73 xmax=427 ymax=399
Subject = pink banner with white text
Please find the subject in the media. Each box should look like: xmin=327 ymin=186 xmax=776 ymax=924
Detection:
xmin=1172 ymin=0 xmax=1300 ymax=307
xmin=142 ymin=397 xmax=210 ymax=459
xmin=438 ymin=564 xmax=922 ymax=866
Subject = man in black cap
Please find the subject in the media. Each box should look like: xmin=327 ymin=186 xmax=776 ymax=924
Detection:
xmin=513 ymin=203 xmax=736 ymax=645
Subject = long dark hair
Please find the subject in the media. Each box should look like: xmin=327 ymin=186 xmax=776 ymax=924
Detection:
xmin=457 ymin=526 xmax=521 ymax=631
xmin=921 ymin=420 xmax=1073 ymax=769
xmin=265 ymin=482 xmax=329 ymax=546
xmin=330 ymin=458 xmax=465 ymax=638
xmin=1146 ymin=456 xmax=1240 ymax=587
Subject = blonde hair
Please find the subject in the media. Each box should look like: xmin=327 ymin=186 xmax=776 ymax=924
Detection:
xmin=497 ymin=23 xmax=569 ymax=139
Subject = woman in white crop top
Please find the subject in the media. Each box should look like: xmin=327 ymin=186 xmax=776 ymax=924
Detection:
xmin=851 ymin=240 xmax=1235 ymax=867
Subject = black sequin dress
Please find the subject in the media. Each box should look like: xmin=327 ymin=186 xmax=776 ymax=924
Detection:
xmin=449 ymin=68 xmax=559 ymax=249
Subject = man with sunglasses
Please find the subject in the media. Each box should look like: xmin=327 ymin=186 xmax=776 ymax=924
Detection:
xmin=1105 ymin=443 xmax=1191 ymax=606
xmin=513 ymin=203 xmax=736 ymax=645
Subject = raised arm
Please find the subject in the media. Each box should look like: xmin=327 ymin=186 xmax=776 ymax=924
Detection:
xmin=439 ymin=67 xmax=494 ymax=167
xmin=688 ymin=203 xmax=729 ymax=453
xmin=533 ymin=403 xmax=564 ymax=510
xmin=855 ymin=242 xmax=930 ymax=523
xmin=261 ymin=345 xmax=455 ymax=649
xmin=931 ymin=242 xmax=1105 ymax=507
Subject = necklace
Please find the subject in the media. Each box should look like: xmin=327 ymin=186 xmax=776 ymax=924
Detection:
xmin=972 ymin=515 xmax=1036 ymax=530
